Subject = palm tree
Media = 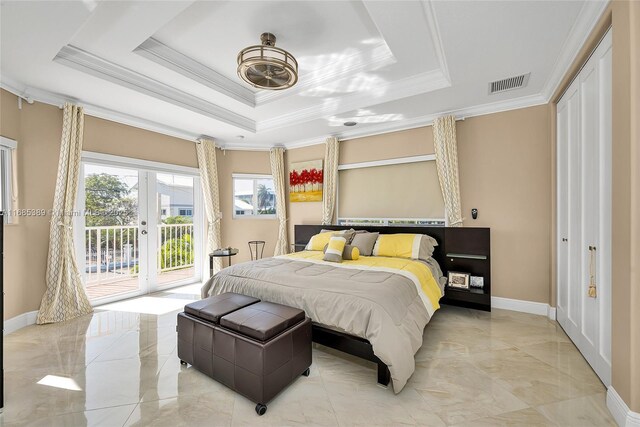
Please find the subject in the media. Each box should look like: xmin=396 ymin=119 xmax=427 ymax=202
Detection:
xmin=257 ymin=184 xmax=272 ymax=212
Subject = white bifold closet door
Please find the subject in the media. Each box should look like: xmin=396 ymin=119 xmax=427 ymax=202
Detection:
xmin=556 ymin=29 xmax=612 ymax=387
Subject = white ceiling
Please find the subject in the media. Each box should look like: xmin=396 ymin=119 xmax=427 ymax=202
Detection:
xmin=0 ymin=0 xmax=608 ymax=149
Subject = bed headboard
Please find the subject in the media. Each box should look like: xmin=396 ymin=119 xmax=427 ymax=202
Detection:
xmin=294 ymin=224 xmax=446 ymax=262
xmin=294 ymin=224 xmax=491 ymax=311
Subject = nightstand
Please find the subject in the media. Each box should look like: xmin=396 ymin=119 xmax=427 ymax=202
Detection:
xmin=440 ymin=227 xmax=491 ymax=311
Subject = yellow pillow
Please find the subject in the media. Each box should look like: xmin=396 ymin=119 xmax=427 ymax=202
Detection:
xmin=343 ymin=245 xmax=360 ymax=260
xmin=372 ymin=234 xmax=424 ymax=259
xmin=305 ymin=231 xmax=335 ymax=251
xmin=322 ymin=244 xmax=360 ymax=260
xmin=323 ymin=236 xmax=347 ymax=263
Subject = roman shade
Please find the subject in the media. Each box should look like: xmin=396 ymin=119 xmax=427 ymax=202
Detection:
xmin=337 ymin=161 xmax=444 ymax=219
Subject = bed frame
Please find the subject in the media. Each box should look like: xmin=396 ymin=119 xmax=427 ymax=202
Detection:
xmin=294 ymin=224 xmax=491 ymax=387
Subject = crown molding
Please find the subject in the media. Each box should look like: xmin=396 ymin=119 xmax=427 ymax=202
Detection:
xmin=258 ymin=69 xmax=450 ymax=132
xmin=216 ymin=143 xmax=272 ymax=151
xmin=2 ymin=73 xmax=547 ymax=153
xmin=420 ymin=0 xmax=451 ymax=84
xmin=541 ymin=0 xmax=609 ymax=102
xmin=280 ymin=92 xmax=548 ymax=150
xmin=134 ymin=38 xmax=256 ymax=107
xmin=53 ymin=45 xmax=256 ymax=132
xmin=1 ymin=76 xmax=199 ymax=142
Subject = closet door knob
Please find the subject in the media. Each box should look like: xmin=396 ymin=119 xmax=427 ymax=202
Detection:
xmin=562 ymin=238 xmax=568 ymax=242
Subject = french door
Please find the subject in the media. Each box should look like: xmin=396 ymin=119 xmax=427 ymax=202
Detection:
xmin=556 ymin=29 xmax=611 ymax=386
xmin=75 ymin=154 xmax=203 ymax=304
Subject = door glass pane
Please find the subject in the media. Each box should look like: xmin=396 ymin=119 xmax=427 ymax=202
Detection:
xmin=156 ymin=173 xmax=197 ymax=286
xmin=83 ymin=164 xmax=140 ymax=300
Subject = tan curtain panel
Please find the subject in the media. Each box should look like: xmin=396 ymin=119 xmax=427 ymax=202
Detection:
xmin=270 ymin=147 xmax=289 ymax=255
xmin=322 ymin=136 xmax=339 ymax=225
xmin=37 ymin=103 xmax=93 ymax=324
xmin=196 ymin=138 xmax=223 ymax=274
xmin=433 ymin=115 xmax=463 ymax=226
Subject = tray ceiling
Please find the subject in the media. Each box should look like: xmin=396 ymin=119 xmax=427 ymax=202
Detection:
xmin=0 ymin=0 xmax=607 ymax=149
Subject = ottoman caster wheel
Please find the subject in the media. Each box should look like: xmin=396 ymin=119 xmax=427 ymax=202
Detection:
xmin=179 ymin=360 xmax=187 ymax=366
xmin=255 ymin=403 xmax=267 ymax=416
xmin=302 ymin=368 xmax=310 ymax=377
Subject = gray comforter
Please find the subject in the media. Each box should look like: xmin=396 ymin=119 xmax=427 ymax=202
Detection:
xmin=202 ymin=256 xmax=439 ymax=393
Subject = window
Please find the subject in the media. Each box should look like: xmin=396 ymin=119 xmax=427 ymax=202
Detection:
xmin=232 ymin=174 xmax=276 ymax=218
xmin=337 ymin=218 xmax=446 ymax=227
xmin=337 ymin=156 xmax=446 ymax=226
xmin=179 ymin=208 xmax=193 ymax=216
xmin=0 ymin=137 xmax=17 ymax=223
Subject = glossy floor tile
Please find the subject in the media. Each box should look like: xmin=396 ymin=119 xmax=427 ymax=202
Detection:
xmin=1 ymin=286 xmax=615 ymax=426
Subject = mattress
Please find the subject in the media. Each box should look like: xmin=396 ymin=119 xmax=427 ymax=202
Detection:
xmin=201 ymin=252 xmax=444 ymax=393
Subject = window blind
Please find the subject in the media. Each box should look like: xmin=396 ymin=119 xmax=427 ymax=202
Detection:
xmin=337 ymin=161 xmax=445 ymax=219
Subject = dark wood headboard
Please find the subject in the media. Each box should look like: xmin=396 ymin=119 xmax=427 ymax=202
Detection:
xmin=294 ymin=224 xmax=445 ymax=263
xmin=294 ymin=224 xmax=491 ymax=311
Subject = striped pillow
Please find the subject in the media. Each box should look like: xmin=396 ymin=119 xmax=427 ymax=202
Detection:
xmin=323 ymin=244 xmax=360 ymax=260
xmin=305 ymin=230 xmax=355 ymax=251
xmin=322 ymin=236 xmax=347 ymax=263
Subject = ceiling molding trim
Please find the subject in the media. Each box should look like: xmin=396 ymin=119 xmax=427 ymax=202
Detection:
xmin=0 ymin=76 xmax=199 ymax=142
xmin=53 ymin=45 xmax=256 ymax=132
xmin=216 ymin=143 xmax=271 ymax=152
xmin=258 ymin=69 xmax=450 ymax=132
xmin=134 ymin=38 xmax=256 ymax=107
xmin=254 ymin=43 xmax=397 ymax=106
xmin=452 ymin=93 xmax=548 ymax=120
xmin=541 ymin=0 xmax=609 ymax=101
xmin=1 ymin=79 xmax=547 ymax=152
xmin=281 ymin=92 xmax=548 ymax=150
xmin=420 ymin=0 xmax=451 ymax=84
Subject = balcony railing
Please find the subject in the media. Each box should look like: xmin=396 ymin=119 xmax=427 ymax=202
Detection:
xmin=84 ymin=223 xmax=194 ymax=285
xmin=157 ymin=224 xmax=194 ymax=272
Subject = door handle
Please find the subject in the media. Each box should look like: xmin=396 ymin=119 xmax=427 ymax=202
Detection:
xmin=141 ymin=230 xmax=148 ymax=235
xmin=562 ymin=238 xmax=568 ymax=242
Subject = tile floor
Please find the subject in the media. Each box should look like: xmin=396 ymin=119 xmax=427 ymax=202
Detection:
xmin=1 ymin=284 xmax=616 ymax=426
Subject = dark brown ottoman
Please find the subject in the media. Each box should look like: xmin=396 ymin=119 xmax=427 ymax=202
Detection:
xmin=177 ymin=293 xmax=312 ymax=416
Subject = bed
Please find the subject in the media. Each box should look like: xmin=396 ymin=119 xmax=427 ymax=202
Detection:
xmin=201 ymin=225 xmax=448 ymax=393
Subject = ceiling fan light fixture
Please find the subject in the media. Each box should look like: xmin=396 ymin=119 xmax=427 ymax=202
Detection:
xmin=237 ymin=32 xmax=298 ymax=90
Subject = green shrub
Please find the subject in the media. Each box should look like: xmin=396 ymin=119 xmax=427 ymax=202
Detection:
xmin=159 ymin=233 xmax=194 ymax=269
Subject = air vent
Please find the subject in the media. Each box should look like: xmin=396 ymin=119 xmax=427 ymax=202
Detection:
xmin=489 ymin=73 xmax=530 ymax=94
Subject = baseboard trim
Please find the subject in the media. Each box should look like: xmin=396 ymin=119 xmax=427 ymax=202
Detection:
xmin=4 ymin=310 xmax=38 ymax=335
xmin=547 ymin=306 xmax=557 ymax=321
xmin=491 ymin=296 xmax=556 ymax=320
xmin=608 ymin=387 xmax=640 ymax=427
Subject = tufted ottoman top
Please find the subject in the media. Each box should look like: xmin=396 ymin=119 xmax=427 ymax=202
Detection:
xmin=220 ymin=301 xmax=306 ymax=341
xmin=184 ymin=292 xmax=259 ymax=324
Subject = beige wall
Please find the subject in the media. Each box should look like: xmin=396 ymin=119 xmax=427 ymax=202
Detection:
xmin=285 ymin=143 xmax=325 ymax=240
xmin=216 ymin=149 xmax=278 ymax=265
xmin=610 ymin=0 xmax=640 ymax=412
xmin=0 ymin=96 xmax=64 ymax=320
xmin=0 ymin=91 xmax=275 ymax=319
xmin=83 ymin=116 xmax=198 ymax=168
xmin=457 ymin=105 xmax=551 ymax=303
xmin=287 ymin=106 xmax=552 ymax=303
